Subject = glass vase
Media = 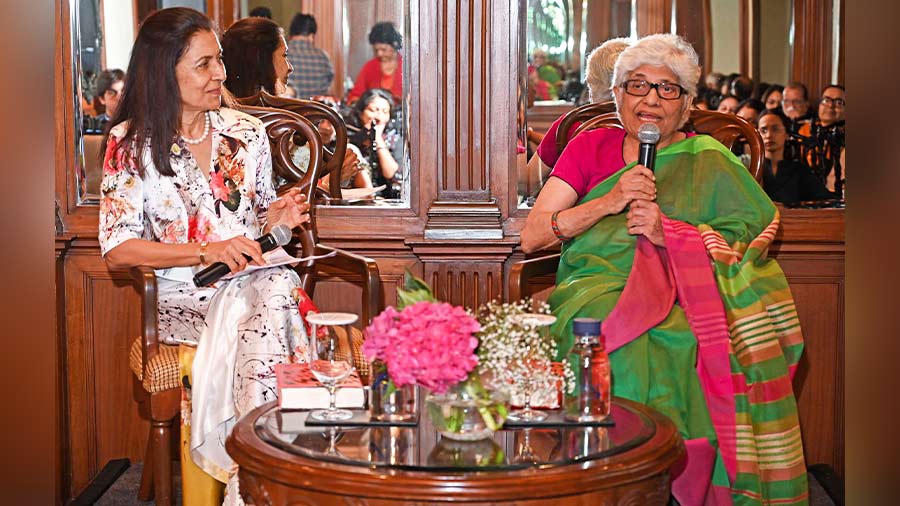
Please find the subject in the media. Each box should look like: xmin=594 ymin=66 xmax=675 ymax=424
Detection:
xmin=425 ymin=377 xmax=509 ymax=441
xmin=369 ymin=360 xmax=418 ymax=422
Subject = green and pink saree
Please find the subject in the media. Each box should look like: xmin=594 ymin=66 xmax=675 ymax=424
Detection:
xmin=548 ymin=131 xmax=807 ymax=505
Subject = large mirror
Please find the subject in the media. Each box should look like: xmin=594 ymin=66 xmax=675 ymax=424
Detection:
xmin=70 ymin=0 xmax=411 ymax=208
xmin=518 ymin=0 xmax=843 ymax=209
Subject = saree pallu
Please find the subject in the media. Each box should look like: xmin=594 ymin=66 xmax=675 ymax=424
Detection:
xmin=548 ymin=135 xmax=808 ymax=505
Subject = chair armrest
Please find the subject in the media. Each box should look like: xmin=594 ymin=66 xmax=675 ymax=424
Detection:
xmin=129 ymin=266 xmax=160 ymax=374
xmin=508 ymin=253 xmax=561 ymax=302
xmin=314 ymin=244 xmax=382 ymax=325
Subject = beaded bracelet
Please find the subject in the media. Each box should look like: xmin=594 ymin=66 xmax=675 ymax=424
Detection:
xmin=550 ymin=210 xmax=572 ymax=242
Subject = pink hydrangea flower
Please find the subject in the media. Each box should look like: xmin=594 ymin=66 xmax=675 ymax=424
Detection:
xmin=363 ymin=301 xmax=480 ymax=394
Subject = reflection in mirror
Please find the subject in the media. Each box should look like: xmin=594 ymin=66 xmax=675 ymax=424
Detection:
xmin=517 ymin=0 xmax=827 ymax=209
xmin=70 ymin=0 xmax=410 ymax=208
xmin=72 ymin=0 xmax=204 ymax=205
xmin=240 ymin=1 xmax=410 ymax=207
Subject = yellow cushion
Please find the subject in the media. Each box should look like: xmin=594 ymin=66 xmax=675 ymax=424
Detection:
xmin=129 ymin=337 xmax=181 ymax=393
xmin=130 ymin=326 xmax=369 ymax=392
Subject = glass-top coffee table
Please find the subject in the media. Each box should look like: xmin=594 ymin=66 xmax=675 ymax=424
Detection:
xmin=226 ymin=397 xmax=684 ymax=505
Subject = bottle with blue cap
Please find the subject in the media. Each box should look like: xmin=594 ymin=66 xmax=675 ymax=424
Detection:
xmin=564 ymin=317 xmax=611 ymax=422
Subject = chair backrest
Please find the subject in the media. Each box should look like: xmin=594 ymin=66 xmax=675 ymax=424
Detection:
xmin=234 ymin=104 xmax=324 ymax=293
xmin=555 ymin=101 xmax=764 ymax=183
xmin=234 ymin=91 xmax=349 ymax=201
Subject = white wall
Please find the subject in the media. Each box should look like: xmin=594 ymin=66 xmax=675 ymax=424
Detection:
xmin=102 ymin=0 xmax=134 ymax=71
xmin=759 ymin=0 xmax=792 ymax=85
xmin=710 ymin=0 xmax=740 ymax=75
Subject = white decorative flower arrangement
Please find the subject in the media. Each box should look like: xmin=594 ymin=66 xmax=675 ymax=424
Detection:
xmin=475 ymin=300 xmax=574 ymax=408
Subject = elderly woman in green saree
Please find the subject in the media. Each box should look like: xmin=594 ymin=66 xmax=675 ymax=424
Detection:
xmin=521 ymin=34 xmax=808 ymax=506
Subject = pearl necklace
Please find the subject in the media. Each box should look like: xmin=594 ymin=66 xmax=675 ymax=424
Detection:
xmin=181 ymin=112 xmax=210 ymax=145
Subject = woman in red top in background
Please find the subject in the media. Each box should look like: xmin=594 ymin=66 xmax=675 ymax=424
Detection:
xmin=346 ymin=21 xmax=403 ymax=104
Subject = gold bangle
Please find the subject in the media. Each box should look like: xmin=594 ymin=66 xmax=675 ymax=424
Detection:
xmin=199 ymin=241 xmax=208 ymax=265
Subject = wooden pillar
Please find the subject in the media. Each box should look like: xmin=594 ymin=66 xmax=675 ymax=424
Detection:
xmin=206 ymin=0 xmax=238 ymax=30
xmin=739 ymin=0 xmax=759 ymax=79
xmin=584 ymin=0 xmax=611 ymax=52
xmin=791 ymin=0 xmax=832 ymax=100
xmin=422 ymin=0 xmax=502 ymax=241
xmin=570 ymin=0 xmax=584 ymax=70
xmin=674 ymin=0 xmax=712 ymax=75
xmin=636 ymin=0 xmax=671 ymax=37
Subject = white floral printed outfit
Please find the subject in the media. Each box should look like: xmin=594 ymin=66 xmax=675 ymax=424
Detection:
xmin=98 ymin=108 xmax=309 ymax=502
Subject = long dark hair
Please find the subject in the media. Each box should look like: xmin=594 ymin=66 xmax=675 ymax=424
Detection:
xmin=100 ymin=7 xmax=215 ymax=177
xmin=221 ymin=16 xmax=283 ymax=98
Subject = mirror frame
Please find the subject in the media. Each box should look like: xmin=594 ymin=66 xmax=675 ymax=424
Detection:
xmin=56 ymin=0 xmax=422 ymax=237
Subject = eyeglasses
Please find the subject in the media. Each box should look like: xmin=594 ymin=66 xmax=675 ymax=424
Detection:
xmin=820 ymin=97 xmax=846 ymax=108
xmin=620 ymin=79 xmax=685 ymax=100
xmin=781 ymin=98 xmax=806 ymax=106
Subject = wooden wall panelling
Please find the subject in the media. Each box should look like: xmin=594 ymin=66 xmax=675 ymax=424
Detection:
xmin=206 ymin=0 xmax=238 ymax=31
xmin=408 ymin=241 xmax=515 ymax=309
xmin=674 ymin=0 xmax=712 ymax=75
xmin=739 ymin=0 xmax=759 ymax=79
xmin=636 ymin=0 xmax=671 ymax=37
xmin=775 ymin=255 xmax=844 ymax=479
xmin=62 ymin=239 xmax=148 ymax=499
xmin=791 ymin=0 xmax=833 ymax=100
xmin=584 ymin=0 xmax=610 ymax=56
xmin=423 ymin=0 xmax=503 ymax=240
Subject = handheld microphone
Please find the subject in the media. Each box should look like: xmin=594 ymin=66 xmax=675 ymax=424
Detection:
xmin=637 ymin=123 xmax=661 ymax=171
xmin=193 ymin=224 xmax=293 ymax=287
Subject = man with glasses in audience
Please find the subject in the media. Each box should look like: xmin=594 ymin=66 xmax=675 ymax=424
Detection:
xmin=781 ymin=82 xmax=811 ymax=122
xmin=799 ymin=85 xmax=846 ymax=196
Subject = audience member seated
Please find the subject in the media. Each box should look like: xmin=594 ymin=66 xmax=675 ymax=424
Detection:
xmin=761 ymin=83 xmax=784 ymax=111
xmin=86 ymin=68 xmax=124 ymax=133
xmin=221 ymin=16 xmax=368 ymax=193
xmin=758 ymin=109 xmax=832 ymax=203
xmin=286 ymin=13 xmax=334 ymax=99
xmin=798 ymin=84 xmax=846 ymax=195
xmin=248 ymin=6 xmax=272 ymax=18
xmin=345 ymin=88 xmax=403 ymax=199
xmin=98 ymin=8 xmax=312 ymax=504
xmin=530 ymin=49 xmax=564 ymax=95
xmin=715 ymin=94 xmax=739 ymax=114
xmin=346 ymin=21 xmax=403 ymax=104
xmin=781 ymin=81 xmax=811 ymax=122
xmin=736 ymin=97 xmax=764 ymax=125
xmin=520 ymin=34 xmax=808 ymax=505
xmin=558 ymin=69 xmax=585 ymax=102
xmin=528 ymin=66 xmax=556 ymax=100
xmin=704 ymin=71 xmax=725 ymax=93
xmin=729 ymin=74 xmax=753 ymax=101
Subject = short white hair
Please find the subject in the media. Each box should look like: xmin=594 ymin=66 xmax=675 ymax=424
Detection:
xmin=585 ymin=37 xmax=632 ymax=102
xmin=611 ymin=33 xmax=701 ymax=98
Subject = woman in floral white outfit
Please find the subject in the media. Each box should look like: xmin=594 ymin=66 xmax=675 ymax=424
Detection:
xmin=97 ymin=7 xmax=311 ymax=505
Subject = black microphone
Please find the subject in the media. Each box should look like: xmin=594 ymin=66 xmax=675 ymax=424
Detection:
xmin=637 ymin=123 xmax=661 ymax=171
xmin=193 ymin=224 xmax=293 ymax=287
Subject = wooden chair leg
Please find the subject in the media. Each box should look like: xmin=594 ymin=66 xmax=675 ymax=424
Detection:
xmin=138 ymin=429 xmax=155 ymax=501
xmin=151 ymin=418 xmax=174 ymax=506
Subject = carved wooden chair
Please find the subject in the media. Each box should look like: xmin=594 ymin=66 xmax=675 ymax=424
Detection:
xmin=234 ymin=91 xmax=348 ymax=202
xmin=509 ymin=105 xmax=764 ymax=303
xmin=127 ymin=106 xmax=381 ymax=505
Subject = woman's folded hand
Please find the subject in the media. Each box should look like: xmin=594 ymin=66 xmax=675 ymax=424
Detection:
xmin=626 ymin=198 xmax=665 ymax=246
xmin=607 ymin=165 xmax=656 ymax=214
xmin=266 ymin=187 xmax=311 ymax=231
